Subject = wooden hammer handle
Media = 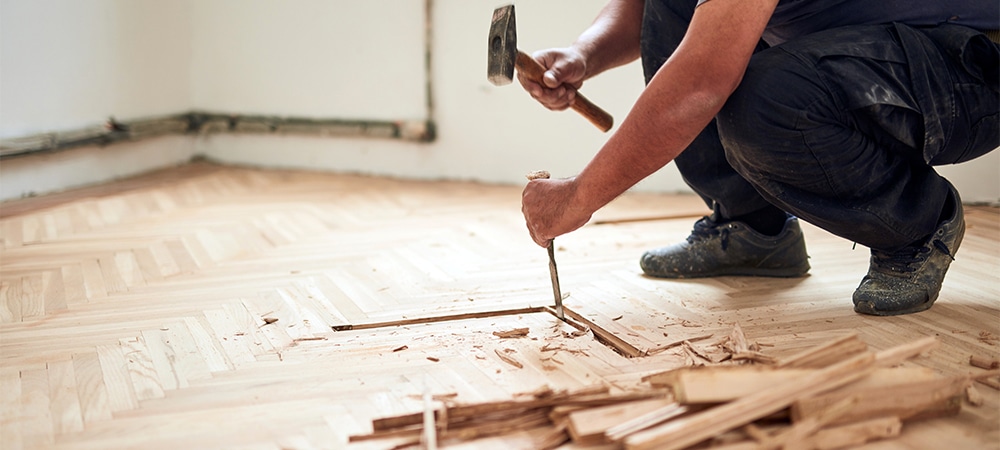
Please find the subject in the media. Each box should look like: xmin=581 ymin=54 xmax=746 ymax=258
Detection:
xmin=516 ymin=51 xmax=614 ymax=132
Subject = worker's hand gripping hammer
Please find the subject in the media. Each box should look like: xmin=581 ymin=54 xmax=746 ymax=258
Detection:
xmin=487 ymin=4 xmax=614 ymax=132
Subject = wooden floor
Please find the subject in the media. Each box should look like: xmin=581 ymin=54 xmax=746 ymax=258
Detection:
xmin=1 ymin=162 xmax=997 ymax=449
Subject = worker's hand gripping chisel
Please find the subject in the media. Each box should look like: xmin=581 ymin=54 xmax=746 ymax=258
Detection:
xmin=525 ymin=171 xmax=566 ymax=322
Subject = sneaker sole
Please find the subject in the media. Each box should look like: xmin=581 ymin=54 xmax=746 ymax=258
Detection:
xmin=854 ymin=297 xmax=936 ymax=316
xmin=643 ymin=265 xmax=811 ymax=279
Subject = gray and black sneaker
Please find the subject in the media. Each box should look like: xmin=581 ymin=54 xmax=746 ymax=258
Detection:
xmin=853 ymin=188 xmax=965 ymax=316
xmin=640 ymin=214 xmax=810 ymax=278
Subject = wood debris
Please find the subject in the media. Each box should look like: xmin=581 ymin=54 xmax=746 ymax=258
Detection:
xmin=352 ymin=334 xmax=980 ymax=450
xmin=492 ymin=327 xmax=529 ymax=338
xmin=966 ymin=384 xmax=985 ymax=406
xmin=971 ymin=368 xmax=1000 ymax=391
xmin=978 ymin=331 xmax=999 ymax=345
xmin=645 ymin=333 xmax=713 ymax=356
xmin=970 ymin=354 xmax=1000 ymax=370
xmin=978 ymin=377 xmax=1000 ymax=391
xmin=494 ymin=348 xmax=523 ymax=369
xmin=775 ymin=333 xmax=867 ymax=369
xmin=623 ymin=338 xmax=939 ymax=450
xmin=350 ymin=385 xmax=669 ymax=446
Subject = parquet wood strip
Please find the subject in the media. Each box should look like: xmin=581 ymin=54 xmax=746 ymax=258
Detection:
xmin=46 ymin=359 xmax=85 ymax=436
xmin=71 ymin=352 xmax=114 ymax=425
xmin=94 ymin=344 xmax=141 ymax=413
xmin=0 ymin=163 xmax=996 ymax=449
xmin=19 ymin=366 xmax=55 ymax=448
xmin=1 ymin=368 xmax=25 ymax=449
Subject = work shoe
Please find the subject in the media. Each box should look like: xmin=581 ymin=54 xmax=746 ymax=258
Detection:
xmin=853 ymin=189 xmax=965 ymax=316
xmin=640 ymin=214 xmax=810 ymax=278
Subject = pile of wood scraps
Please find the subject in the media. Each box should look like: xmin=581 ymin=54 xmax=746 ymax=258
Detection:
xmin=349 ymin=384 xmax=672 ymax=448
xmin=349 ymin=333 xmax=997 ymax=449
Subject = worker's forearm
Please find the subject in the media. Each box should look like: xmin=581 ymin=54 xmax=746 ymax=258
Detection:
xmin=571 ymin=0 xmax=644 ymax=79
xmin=571 ymin=63 xmax=729 ymax=213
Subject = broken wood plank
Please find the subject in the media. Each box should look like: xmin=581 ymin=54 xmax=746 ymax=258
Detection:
xmin=559 ymin=306 xmax=645 ymax=358
xmin=873 ymin=336 xmax=939 ymax=367
xmin=624 ymin=351 xmax=877 ymax=450
xmin=536 ymin=423 xmax=570 ymax=450
xmin=755 ymin=395 xmax=859 ymax=450
xmin=791 ymin=375 xmax=968 ymax=425
xmin=645 ymin=365 xmax=936 ymax=405
xmin=644 ymin=366 xmax=811 ymax=404
xmin=353 ymin=389 xmax=674 ymax=444
xmin=623 ymin=337 xmax=936 ymax=450
xmin=567 ymin=399 xmax=675 ymax=445
xmin=604 ymin=403 xmax=692 ymax=442
xmin=442 ymin=409 xmax=552 ymax=441
xmin=808 ymin=416 xmax=902 ymax=449
xmin=367 ymin=386 xmax=666 ymax=433
xmin=775 ymin=333 xmax=867 ymax=369
xmin=706 ymin=416 xmax=903 ymax=450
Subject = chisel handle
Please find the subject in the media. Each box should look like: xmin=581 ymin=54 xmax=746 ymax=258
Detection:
xmin=516 ymin=50 xmax=614 ymax=132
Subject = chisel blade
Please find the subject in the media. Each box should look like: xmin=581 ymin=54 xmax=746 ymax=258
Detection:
xmin=548 ymin=241 xmax=565 ymax=321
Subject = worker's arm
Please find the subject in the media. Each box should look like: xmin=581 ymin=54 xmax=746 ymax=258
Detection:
xmin=522 ymin=0 xmax=779 ymax=247
xmin=518 ymin=0 xmax=644 ymax=111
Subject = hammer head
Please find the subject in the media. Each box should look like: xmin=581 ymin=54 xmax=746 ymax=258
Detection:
xmin=487 ymin=4 xmax=517 ymax=86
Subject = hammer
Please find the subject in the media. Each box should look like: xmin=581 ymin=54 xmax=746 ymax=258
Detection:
xmin=487 ymin=4 xmax=614 ymax=132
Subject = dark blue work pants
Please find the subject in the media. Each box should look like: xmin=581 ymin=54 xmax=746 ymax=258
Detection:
xmin=641 ymin=0 xmax=999 ymax=251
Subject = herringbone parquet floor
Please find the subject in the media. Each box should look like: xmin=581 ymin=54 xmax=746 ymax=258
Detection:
xmin=1 ymin=162 xmax=997 ymax=449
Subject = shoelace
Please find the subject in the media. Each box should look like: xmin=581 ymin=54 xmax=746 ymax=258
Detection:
xmin=688 ymin=216 xmax=731 ymax=251
xmin=874 ymin=238 xmax=955 ymax=273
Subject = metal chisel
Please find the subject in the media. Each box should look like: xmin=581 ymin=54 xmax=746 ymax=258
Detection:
xmin=547 ymin=240 xmax=565 ymax=320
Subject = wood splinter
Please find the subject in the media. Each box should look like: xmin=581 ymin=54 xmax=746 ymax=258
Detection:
xmin=493 ymin=328 xmax=530 ymax=338
xmin=495 ymin=349 xmax=524 ymax=369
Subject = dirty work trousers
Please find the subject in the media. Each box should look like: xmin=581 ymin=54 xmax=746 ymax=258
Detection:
xmin=641 ymin=0 xmax=999 ymax=251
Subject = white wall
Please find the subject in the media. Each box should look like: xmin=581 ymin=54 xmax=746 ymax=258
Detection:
xmin=0 ymin=0 xmax=198 ymax=200
xmin=189 ymin=0 xmax=428 ymax=120
xmin=1 ymin=0 xmax=997 ymax=205
xmin=0 ymin=0 xmax=192 ymax=138
xmin=194 ymin=0 xmax=680 ymax=193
